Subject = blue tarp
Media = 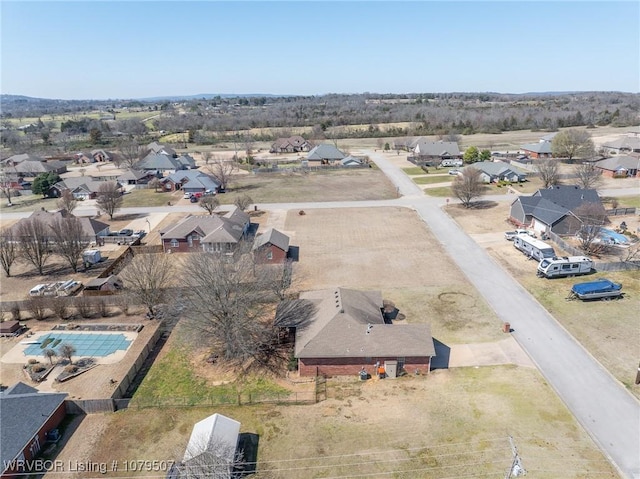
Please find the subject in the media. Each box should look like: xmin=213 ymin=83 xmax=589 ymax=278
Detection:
xmin=571 ymin=279 xmax=622 ymax=295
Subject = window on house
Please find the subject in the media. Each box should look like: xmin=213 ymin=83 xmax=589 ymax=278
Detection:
xmin=267 ymin=251 xmax=273 ymax=260
xmin=188 ymin=235 xmax=193 ymax=247
xmin=170 ymin=239 xmax=179 ymax=248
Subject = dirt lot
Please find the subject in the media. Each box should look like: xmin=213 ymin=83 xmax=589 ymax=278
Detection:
xmin=446 ymin=202 xmax=640 ymax=395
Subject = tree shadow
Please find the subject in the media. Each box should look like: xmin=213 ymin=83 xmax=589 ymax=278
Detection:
xmin=114 ymin=213 xmax=145 ymax=222
xmin=470 ymin=200 xmax=499 ymax=210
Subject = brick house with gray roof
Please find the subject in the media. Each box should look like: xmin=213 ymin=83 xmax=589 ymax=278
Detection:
xmin=278 ymin=288 xmax=435 ymax=377
xmin=306 ymin=144 xmax=346 ymax=164
xmin=509 ymin=185 xmax=606 ymax=235
xmin=252 ymin=228 xmax=290 ymax=264
xmin=1 ymin=382 xmax=67 ymax=478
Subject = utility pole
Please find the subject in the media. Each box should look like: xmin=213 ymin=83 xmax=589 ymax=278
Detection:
xmin=504 ymin=435 xmax=526 ymax=478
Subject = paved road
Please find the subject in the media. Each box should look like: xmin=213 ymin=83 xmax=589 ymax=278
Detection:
xmin=367 ymin=151 xmax=640 ymax=479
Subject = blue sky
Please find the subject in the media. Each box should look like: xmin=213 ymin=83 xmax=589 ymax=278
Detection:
xmin=1 ymin=1 xmax=638 ymax=99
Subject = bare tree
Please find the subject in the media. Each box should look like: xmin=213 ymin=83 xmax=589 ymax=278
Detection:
xmin=0 ymin=229 xmax=19 ymax=277
xmin=148 ymin=177 xmax=161 ymax=192
xmin=51 ymin=297 xmax=72 ymax=320
xmin=118 ymin=139 xmax=145 ymax=168
xmin=201 ymin=151 xmax=212 ymax=165
xmin=49 ymin=215 xmax=90 ymax=272
xmin=573 ymin=162 xmax=604 ymax=190
xmin=119 ymin=253 xmax=174 ymax=318
xmin=96 ymin=182 xmax=123 ymax=220
xmin=59 ymin=343 xmax=76 ymax=364
xmin=551 ymin=129 xmax=595 ymax=160
xmin=257 ymin=259 xmax=294 ymax=301
xmin=451 ymin=167 xmax=484 ymax=208
xmin=573 ymin=202 xmax=609 ymax=253
xmin=206 ymin=159 xmax=237 ymax=191
xmin=0 ymin=171 xmax=15 ymax=205
xmin=535 ymin=159 xmax=561 ymax=188
xmin=181 ymin=252 xmax=279 ymax=361
xmin=242 ymin=134 xmax=255 ymax=156
xmin=44 ymin=348 xmax=58 ymax=365
xmin=16 ymin=217 xmax=53 ymax=274
xmin=199 ymin=195 xmax=220 ymax=215
xmin=56 ymin=189 xmax=78 ymax=214
xmin=233 ymin=194 xmax=253 ymax=211
xmin=25 ymin=296 xmax=48 ymax=321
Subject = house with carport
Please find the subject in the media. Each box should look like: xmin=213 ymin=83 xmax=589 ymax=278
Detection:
xmin=278 ymin=287 xmax=435 ymax=377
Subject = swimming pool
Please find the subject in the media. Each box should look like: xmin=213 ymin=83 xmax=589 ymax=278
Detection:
xmin=23 ymin=332 xmax=132 ymax=358
xmin=599 ymin=228 xmax=629 ymax=245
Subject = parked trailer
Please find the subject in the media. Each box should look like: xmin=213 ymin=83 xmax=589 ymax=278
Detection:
xmin=569 ymin=279 xmax=622 ymax=301
xmin=537 ymin=256 xmax=593 ymax=278
xmin=513 ymin=234 xmax=556 ymax=261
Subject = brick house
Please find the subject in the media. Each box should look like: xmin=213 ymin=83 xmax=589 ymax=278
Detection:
xmin=159 ymin=207 xmax=250 ymax=253
xmin=270 ymin=136 xmax=312 ymax=153
xmin=0 ymin=383 xmax=67 ymax=478
xmin=278 ymin=288 xmax=435 ymax=377
xmin=252 ymin=228 xmax=290 ymax=264
xmin=521 ymin=141 xmax=553 ymax=158
xmin=594 ymin=155 xmax=640 ymax=178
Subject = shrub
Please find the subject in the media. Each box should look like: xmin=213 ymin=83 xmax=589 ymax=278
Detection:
xmin=32 ymin=364 xmax=46 ymax=373
xmin=25 ymin=296 xmax=48 ymax=321
xmin=64 ymin=365 xmax=78 ymax=373
xmin=10 ymin=303 xmax=21 ymax=321
xmin=74 ymin=296 xmax=95 ymax=318
xmin=97 ymin=299 xmax=110 ymax=318
xmin=28 ymin=358 xmax=38 ymax=365
xmin=51 ymin=297 xmax=72 ymax=320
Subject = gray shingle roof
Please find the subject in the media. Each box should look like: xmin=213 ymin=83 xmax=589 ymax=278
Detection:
xmin=595 ymin=155 xmax=640 ymax=171
xmin=160 ymin=209 xmax=248 ymax=245
xmin=470 ymin=160 xmax=526 ymax=178
xmin=521 ymin=142 xmax=553 ymax=154
xmin=307 ymin=144 xmax=346 ymax=161
xmin=1 ymin=382 xmax=67 ymax=468
xmin=136 ymin=153 xmax=183 ymax=170
xmin=602 ymin=137 xmax=640 ymax=150
xmin=164 ymin=170 xmax=220 ymax=191
xmin=413 ymin=141 xmax=461 ymax=156
xmin=253 ymin=228 xmax=290 ymax=252
xmin=534 ymin=185 xmax=603 ymax=212
xmin=6 ymin=210 xmax=109 ymax=238
xmin=293 ymin=288 xmax=435 ymax=359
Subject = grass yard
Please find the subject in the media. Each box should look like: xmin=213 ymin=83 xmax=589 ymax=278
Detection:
xmin=402 ymin=167 xmax=426 ymax=175
xmin=412 ymin=175 xmax=453 ymax=185
xmin=121 ymin=189 xmax=175 ymax=207
xmin=423 ymin=186 xmax=452 ymax=197
xmin=218 ymin=168 xmax=397 ymax=204
xmin=77 ymin=367 xmax=618 ymax=478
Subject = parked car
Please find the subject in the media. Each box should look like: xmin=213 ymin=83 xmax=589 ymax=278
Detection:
xmin=504 ymin=229 xmax=536 ymax=241
xmin=448 ymin=169 xmax=461 ymax=175
xmin=183 ymin=192 xmax=192 ymax=199
xmin=190 ymin=195 xmax=198 ymax=203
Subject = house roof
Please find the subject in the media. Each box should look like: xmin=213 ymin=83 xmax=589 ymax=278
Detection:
xmin=307 ymin=144 xmax=346 ymax=161
xmin=470 ymin=160 xmax=526 ymax=178
xmin=117 ymin=169 xmax=153 ymax=181
xmin=341 ymin=156 xmax=363 ymax=166
xmin=595 ymin=155 xmax=639 ymax=171
xmin=176 ymin=154 xmax=196 ymax=168
xmin=84 ymin=275 xmax=122 ymax=289
xmin=521 ymin=142 xmax=553 ymax=154
xmin=516 ymin=195 xmax=569 ymax=226
xmin=6 ymin=210 xmax=110 ymax=238
xmin=147 ymin=142 xmax=177 ymax=156
xmin=540 ymin=132 xmax=558 ymax=142
xmin=135 ymin=153 xmax=183 ymax=170
xmin=253 ymin=228 xmax=290 ymax=252
xmin=1 ymin=382 xmax=67 ymax=469
xmin=602 ymin=137 xmax=640 ymax=150
xmin=413 ymin=141 xmax=461 ymax=157
xmin=292 ymin=288 xmax=435 ymax=359
xmin=534 ymin=185 xmax=603 ymax=212
xmin=1 ymin=153 xmax=46 ymax=165
xmin=160 ymin=209 xmax=247 ymax=244
xmin=183 ymin=413 xmax=240 ymax=464
xmin=54 ymin=177 xmax=114 ymax=194
xmin=223 ymin=206 xmax=250 ymax=228
xmin=164 ymin=170 xmax=219 ymax=190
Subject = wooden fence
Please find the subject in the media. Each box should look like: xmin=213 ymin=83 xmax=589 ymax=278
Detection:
xmin=549 ymin=232 xmax=640 ymax=272
xmin=606 ymin=208 xmax=637 ymax=216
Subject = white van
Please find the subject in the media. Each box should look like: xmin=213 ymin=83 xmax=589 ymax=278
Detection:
xmin=29 ymin=284 xmax=47 ymax=297
xmin=57 ymin=280 xmax=82 ymax=296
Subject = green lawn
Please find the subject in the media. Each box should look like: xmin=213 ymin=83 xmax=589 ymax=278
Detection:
xmin=121 ymin=189 xmax=175 ymax=207
xmin=413 ymin=175 xmax=453 ymax=185
xmin=423 ymin=186 xmax=453 ymax=197
xmin=402 ymin=167 xmax=426 ymax=175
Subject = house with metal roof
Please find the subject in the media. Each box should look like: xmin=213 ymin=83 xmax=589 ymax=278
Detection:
xmin=278 ymin=288 xmax=435 ymax=377
xmin=1 ymin=382 xmax=67 ymax=478
xmin=509 ymin=185 xmax=606 ymax=235
xmin=159 ymin=207 xmax=250 ymax=253
xmin=466 ymin=160 xmax=527 ymax=183
xmin=595 ymin=155 xmax=640 ymax=178
xmin=252 ymin=228 xmax=290 ymax=264
xmin=306 ymin=144 xmax=346 ymax=164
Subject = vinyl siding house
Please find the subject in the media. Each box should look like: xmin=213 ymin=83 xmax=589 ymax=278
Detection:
xmin=253 ymin=228 xmax=290 ymax=264
xmin=0 ymin=383 xmax=67 ymax=479
xmin=509 ymin=185 xmax=606 ymax=235
xmin=278 ymin=288 xmax=435 ymax=377
xmin=159 ymin=207 xmax=250 ymax=253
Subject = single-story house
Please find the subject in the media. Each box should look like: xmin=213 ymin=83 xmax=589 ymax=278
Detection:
xmin=340 ymin=156 xmax=365 ymax=167
xmin=306 ymin=144 xmax=346 ymax=164
xmin=0 ymin=382 xmax=67 ymax=479
xmin=4 ymin=210 xmax=111 ymax=244
xmin=278 ymin=288 xmax=436 ymax=377
xmin=90 ymin=149 xmax=120 ymax=163
xmin=466 ymin=160 xmax=527 ymax=183
xmin=182 ymin=413 xmax=240 ymax=477
xmin=146 ymin=141 xmax=177 ymax=158
xmin=135 ymin=153 xmax=187 ymax=173
xmin=521 ymin=141 xmax=553 ymax=158
xmin=159 ymin=207 xmax=250 ymax=253
xmin=539 ymin=132 xmax=558 ymax=143
xmin=413 ymin=141 xmax=461 ymax=160
xmin=253 ymin=228 xmax=290 ymax=264
xmin=509 ymin=185 xmax=606 ymax=235
xmin=1 ymin=159 xmax=67 ymax=177
xmin=1 ymin=153 xmax=46 ymax=167
xmin=161 ymin=170 xmax=220 ymax=194
xmin=270 ymin=136 xmax=312 ymax=153
xmin=49 ymin=177 xmax=121 ymax=200
xmin=600 ymin=136 xmax=640 ymax=155
xmin=594 ymin=156 xmax=640 ymax=178
xmin=117 ymin=169 xmax=158 ymax=185
xmin=83 ymin=275 xmax=123 ymax=293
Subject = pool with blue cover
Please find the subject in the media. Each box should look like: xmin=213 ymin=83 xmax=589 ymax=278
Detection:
xmin=599 ymin=228 xmax=629 ymax=245
xmin=24 ymin=332 xmax=132 ymax=357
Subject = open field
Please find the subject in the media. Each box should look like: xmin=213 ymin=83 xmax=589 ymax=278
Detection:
xmin=446 ymin=202 xmax=640 ymax=397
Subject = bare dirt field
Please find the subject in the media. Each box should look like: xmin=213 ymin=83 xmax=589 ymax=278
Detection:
xmin=446 ymin=202 xmax=640 ymax=396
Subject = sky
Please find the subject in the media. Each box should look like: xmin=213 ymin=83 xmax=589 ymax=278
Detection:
xmin=1 ymin=1 xmax=638 ymax=100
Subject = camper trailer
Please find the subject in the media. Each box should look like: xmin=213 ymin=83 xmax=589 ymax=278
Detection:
xmin=513 ymin=234 xmax=556 ymax=261
xmin=440 ymin=159 xmax=463 ymax=167
xmin=537 ymin=256 xmax=593 ymax=278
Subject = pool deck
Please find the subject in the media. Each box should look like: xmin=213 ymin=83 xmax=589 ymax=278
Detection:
xmin=1 ymin=330 xmax=139 ymax=365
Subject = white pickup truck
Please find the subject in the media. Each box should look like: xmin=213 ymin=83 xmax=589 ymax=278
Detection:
xmin=504 ymin=229 xmax=536 ymax=241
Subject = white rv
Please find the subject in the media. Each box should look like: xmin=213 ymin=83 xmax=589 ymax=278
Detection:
xmin=441 ymin=159 xmax=463 ymax=167
xmin=513 ymin=234 xmax=556 ymax=261
xmin=537 ymin=256 xmax=593 ymax=278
